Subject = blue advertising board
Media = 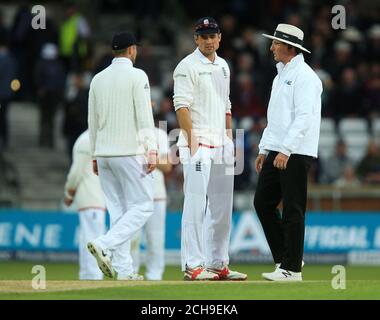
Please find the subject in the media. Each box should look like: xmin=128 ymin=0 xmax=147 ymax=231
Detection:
xmin=1 ymin=210 xmax=380 ymax=258
xmin=0 ymin=210 xmax=79 ymax=251
xmin=304 ymin=213 xmax=380 ymax=253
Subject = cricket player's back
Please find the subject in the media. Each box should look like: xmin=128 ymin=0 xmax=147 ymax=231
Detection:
xmin=88 ymin=59 xmax=154 ymax=157
xmin=65 ymin=130 xmax=105 ymax=209
xmin=92 ymin=61 xmax=148 ymax=109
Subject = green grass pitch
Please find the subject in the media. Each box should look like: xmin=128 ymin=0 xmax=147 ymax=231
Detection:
xmin=0 ymin=262 xmax=379 ymax=299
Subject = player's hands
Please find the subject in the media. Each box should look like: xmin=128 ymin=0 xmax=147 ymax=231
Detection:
xmin=64 ymin=197 xmax=73 ymax=206
xmin=146 ymin=152 xmax=157 ymax=174
xmin=64 ymin=189 xmax=75 ymax=206
xmin=92 ymin=160 xmax=98 ymax=175
xmin=273 ymin=152 xmax=289 ymax=170
xmin=255 ymin=154 xmax=266 ymax=173
xmin=189 ymin=136 xmax=200 ymax=157
xmin=190 ymin=143 xmax=199 ymax=157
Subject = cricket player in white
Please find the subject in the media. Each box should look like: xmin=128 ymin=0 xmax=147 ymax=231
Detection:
xmin=173 ymin=17 xmax=247 ymax=281
xmin=87 ymin=32 xmax=157 ymax=280
xmin=64 ymin=130 xmax=106 ymax=280
xmin=131 ymin=126 xmax=172 ymax=280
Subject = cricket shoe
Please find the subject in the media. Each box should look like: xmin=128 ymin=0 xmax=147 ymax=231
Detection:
xmin=275 ymin=260 xmax=305 ymax=270
xmin=184 ymin=266 xmax=220 ymax=281
xmin=207 ymin=267 xmax=248 ymax=281
xmin=262 ymin=268 xmax=302 ymax=282
xmin=117 ymin=273 xmax=144 ymax=281
xmin=87 ymin=241 xmax=115 ymax=279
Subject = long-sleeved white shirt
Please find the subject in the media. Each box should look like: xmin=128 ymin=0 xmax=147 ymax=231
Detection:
xmin=173 ymin=48 xmax=231 ymax=147
xmin=88 ymin=57 xmax=157 ymax=157
xmin=258 ymin=54 xmax=322 ymax=158
xmin=64 ymin=130 xmax=105 ymax=210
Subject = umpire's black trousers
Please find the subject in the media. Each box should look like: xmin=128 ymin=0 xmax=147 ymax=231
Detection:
xmin=253 ymin=151 xmax=312 ymax=272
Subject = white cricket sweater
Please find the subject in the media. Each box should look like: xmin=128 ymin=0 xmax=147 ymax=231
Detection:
xmin=173 ymin=48 xmax=232 ymax=147
xmin=64 ymin=130 xmax=105 ymax=210
xmin=258 ymin=54 xmax=322 ymax=158
xmin=88 ymin=57 xmax=157 ymax=157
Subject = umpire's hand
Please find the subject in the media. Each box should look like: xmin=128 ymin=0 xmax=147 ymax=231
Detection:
xmin=273 ymin=152 xmax=289 ymax=170
xmin=255 ymin=154 xmax=266 ymax=173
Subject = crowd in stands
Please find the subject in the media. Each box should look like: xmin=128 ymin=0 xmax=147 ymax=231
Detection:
xmin=0 ymin=0 xmax=379 ymax=193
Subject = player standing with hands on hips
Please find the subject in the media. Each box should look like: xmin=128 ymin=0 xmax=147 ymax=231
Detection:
xmin=173 ymin=17 xmax=247 ymax=281
xmin=87 ymin=32 xmax=157 ymax=280
xmin=254 ymin=24 xmax=322 ymax=281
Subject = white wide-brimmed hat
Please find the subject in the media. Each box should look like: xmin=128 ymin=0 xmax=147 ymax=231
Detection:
xmin=262 ymin=23 xmax=311 ymax=53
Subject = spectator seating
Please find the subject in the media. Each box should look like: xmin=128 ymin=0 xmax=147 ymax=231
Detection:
xmin=318 ymin=118 xmax=375 ymax=164
xmin=239 ymin=117 xmax=254 ymax=131
xmin=338 ymin=118 xmax=368 ymax=135
xmin=372 ymin=118 xmax=380 ymax=138
xmin=319 ymin=134 xmax=338 ymax=160
xmin=319 ymin=118 xmax=337 ymax=160
xmin=338 ymin=119 xmax=370 ymax=164
xmin=342 ymin=134 xmax=370 ymax=164
xmin=320 ymin=118 xmax=336 ymax=134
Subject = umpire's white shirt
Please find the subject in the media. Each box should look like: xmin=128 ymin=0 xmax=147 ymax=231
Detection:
xmin=173 ymin=48 xmax=231 ymax=147
xmin=259 ymin=54 xmax=322 ymax=158
xmin=64 ymin=130 xmax=105 ymax=210
xmin=88 ymin=57 xmax=157 ymax=158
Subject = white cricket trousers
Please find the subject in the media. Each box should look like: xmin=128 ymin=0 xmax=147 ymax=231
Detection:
xmin=131 ymin=200 xmax=166 ymax=280
xmin=94 ymin=155 xmax=154 ymax=277
xmin=78 ymin=208 xmax=106 ymax=280
xmin=179 ymin=144 xmax=234 ymax=271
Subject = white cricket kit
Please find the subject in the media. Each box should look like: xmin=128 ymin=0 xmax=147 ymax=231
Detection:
xmin=173 ymin=48 xmax=234 ymax=271
xmin=88 ymin=57 xmax=157 ymax=278
xmin=132 ymin=127 xmax=169 ymax=280
xmin=64 ymin=130 xmax=106 ymax=280
xmin=173 ymin=48 xmax=232 ymax=147
xmin=88 ymin=57 xmax=157 ymax=158
xmin=78 ymin=208 xmax=106 ymax=280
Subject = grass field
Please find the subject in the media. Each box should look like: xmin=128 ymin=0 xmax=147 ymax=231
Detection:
xmin=0 ymin=262 xmax=379 ymax=300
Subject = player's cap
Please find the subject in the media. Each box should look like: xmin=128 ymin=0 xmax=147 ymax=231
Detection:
xmin=111 ymin=32 xmax=140 ymax=50
xmin=194 ymin=17 xmax=220 ymax=35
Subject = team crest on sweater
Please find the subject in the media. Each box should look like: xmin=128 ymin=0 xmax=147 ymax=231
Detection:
xmin=222 ymin=67 xmax=228 ymax=79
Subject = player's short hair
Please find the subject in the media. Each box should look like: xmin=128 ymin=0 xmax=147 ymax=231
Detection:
xmin=112 ymin=48 xmax=128 ymax=56
xmin=287 ymin=44 xmax=302 ymax=55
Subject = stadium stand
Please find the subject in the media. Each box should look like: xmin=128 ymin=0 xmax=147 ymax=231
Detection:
xmin=0 ymin=0 xmax=379 ymax=211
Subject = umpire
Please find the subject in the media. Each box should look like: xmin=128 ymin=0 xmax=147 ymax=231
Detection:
xmin=254 ymin=24 xmax=322 ymax=281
